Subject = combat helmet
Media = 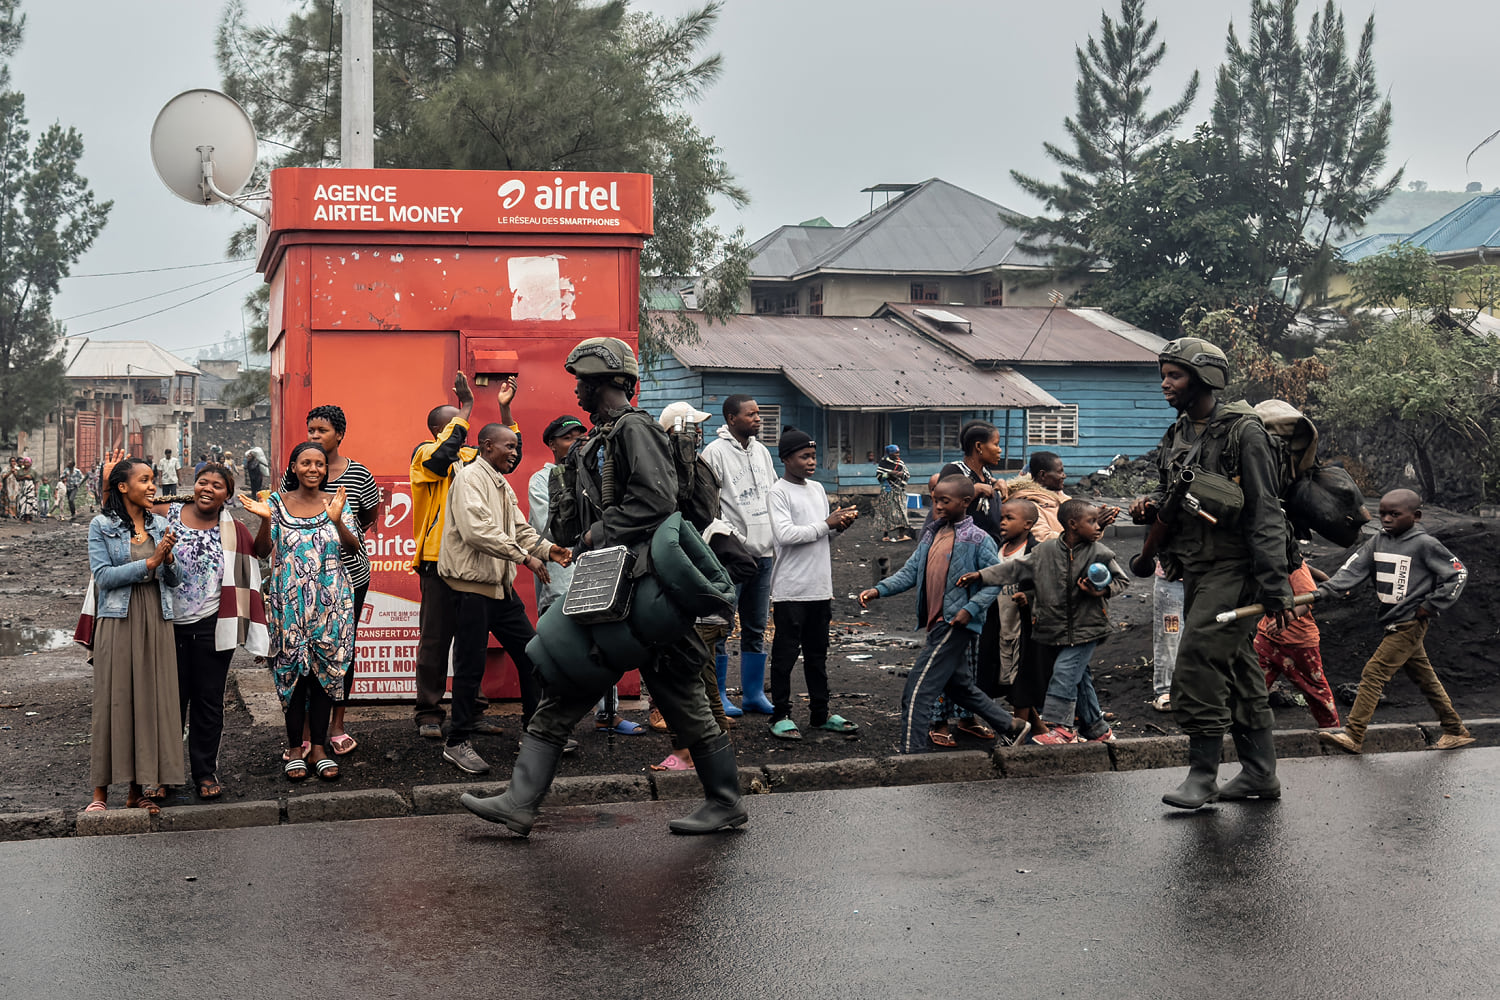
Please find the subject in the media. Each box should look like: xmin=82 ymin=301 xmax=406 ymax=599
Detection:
xmin=1158 ymin=337 xmax=1229 ymax=390
xmin=565 ymin=336 xmax=638 ymax=390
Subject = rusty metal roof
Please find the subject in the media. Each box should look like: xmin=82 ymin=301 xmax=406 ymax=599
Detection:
xmin=880 ymin=303 xmax=1164 ymax=365
xmin=653 ymin=312 xmax=1058 ymax=411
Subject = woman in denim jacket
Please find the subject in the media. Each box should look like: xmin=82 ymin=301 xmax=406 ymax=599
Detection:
xmin=85 ymin=456 xmax=182 ymax=815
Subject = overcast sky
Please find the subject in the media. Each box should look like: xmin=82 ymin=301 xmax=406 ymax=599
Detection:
xmin=14 ymin=0 xmax=1497 ymax=358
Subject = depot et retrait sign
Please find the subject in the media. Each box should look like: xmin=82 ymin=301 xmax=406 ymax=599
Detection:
xmin=267 ymin=167 xmax=654 ymax=236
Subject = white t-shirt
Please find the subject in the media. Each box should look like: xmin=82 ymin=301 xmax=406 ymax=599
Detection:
xmin=767 ymin=477 xmax=832 ymax=602
xmin=158 ymin=456 xmax=180 ymax=486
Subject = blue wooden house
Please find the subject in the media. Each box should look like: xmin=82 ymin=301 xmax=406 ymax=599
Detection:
xmin=640 ymin=305 xmax=1167 ymax=492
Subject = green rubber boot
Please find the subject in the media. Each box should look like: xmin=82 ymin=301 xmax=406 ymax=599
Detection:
xmin=1162 ymin=734 xmax=1222 ymax=810
xmin=1218 ymin=727 xmax=1281 ymax=801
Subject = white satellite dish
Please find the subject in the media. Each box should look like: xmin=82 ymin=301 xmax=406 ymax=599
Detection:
xmin=150 ymin=89 xmax=264 ymax=218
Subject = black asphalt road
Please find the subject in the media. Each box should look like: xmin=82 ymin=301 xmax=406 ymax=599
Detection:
xmin=3 ymin=750 xmax=1497 ymax=999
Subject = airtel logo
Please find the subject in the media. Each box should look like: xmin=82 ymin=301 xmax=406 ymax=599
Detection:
xmin=497 ymin=179 xmax=527 ymax=209
xmin=496 ymin=177 xmax=622 ymax=213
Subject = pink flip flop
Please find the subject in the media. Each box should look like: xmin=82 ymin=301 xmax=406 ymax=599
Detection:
xmin=650 ymin=753 xmax=693 ymax=771
xmin=329 ymin=733 xmax=358 ymax=755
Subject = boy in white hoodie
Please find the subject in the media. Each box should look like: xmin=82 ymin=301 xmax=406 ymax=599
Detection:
xmin=700 ymin=393 xmax=779 ymax=715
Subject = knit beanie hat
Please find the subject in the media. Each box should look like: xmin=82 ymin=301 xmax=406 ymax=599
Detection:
xmin=778 ymin=427 xmax=816 ymax=459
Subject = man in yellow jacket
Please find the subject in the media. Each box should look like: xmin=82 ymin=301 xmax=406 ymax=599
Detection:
xmin=436 ymin=422 xmax=570 ymax=774
xmin=409 ymin=372 xmax=519 ymax=738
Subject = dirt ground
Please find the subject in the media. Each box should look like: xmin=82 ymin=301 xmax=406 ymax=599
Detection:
xmin=2 ymin=497 xmax=1498 ymax=814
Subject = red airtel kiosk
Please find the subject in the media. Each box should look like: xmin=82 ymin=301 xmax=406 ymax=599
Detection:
xmin=255 ymin=167 xmax=653 ymax=700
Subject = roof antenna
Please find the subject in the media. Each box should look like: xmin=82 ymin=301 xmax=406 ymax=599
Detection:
xmin=1020 ymin=289 xmax=1067 ymax=359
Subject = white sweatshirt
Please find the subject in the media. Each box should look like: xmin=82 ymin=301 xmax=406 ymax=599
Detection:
xmin=767 ymin=477 xmax=833 ymax=602
xmin=701 ymin=424 xmax=778 ymax=558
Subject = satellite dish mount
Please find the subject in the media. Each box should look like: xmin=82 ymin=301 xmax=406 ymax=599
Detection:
xmin=151 ymin=89 xmax=267 ymax=222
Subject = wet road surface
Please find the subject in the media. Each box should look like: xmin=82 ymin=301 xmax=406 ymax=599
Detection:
xmin=3 ymin=749 xmax=1498 ymax=998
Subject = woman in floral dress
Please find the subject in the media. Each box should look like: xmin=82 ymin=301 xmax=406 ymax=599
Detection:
xmin=874 ymin=445 xmax=913 ymax=542
xmin=241 ymin=442 xmax=360 ymax=782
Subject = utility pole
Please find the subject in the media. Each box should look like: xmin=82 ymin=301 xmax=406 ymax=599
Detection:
xmin=341 ymin=0 xmax=374 ymax=169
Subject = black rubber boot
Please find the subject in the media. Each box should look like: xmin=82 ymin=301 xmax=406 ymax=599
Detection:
xmin=1162 ymin=734 xmax=1223 ymax=810
xmin=460 ymin=733 xmax=564 ymax=836
xmin=1218 ymin=726 xmax=1281 ymax=801
xmin=668 ymin=732 xmax=749 ymax=835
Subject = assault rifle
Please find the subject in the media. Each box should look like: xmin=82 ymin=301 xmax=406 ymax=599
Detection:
xmin=1128 ymin=469 xmax=1218 ymax=578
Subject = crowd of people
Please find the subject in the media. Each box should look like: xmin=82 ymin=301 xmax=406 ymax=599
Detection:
xmin=73 ymin=332 xmax=1477 ymax=829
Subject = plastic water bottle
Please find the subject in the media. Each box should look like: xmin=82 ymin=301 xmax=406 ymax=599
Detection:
xmin=1087 ymin=562 xmax=1112 ymax=589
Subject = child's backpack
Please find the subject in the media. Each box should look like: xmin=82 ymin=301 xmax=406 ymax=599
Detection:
xmin=1251 ymin=399 xmax=1369 ymax=547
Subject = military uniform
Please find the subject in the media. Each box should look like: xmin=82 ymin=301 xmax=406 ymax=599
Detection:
xmin=1150 ymin=400 xmax=1294 ymax=737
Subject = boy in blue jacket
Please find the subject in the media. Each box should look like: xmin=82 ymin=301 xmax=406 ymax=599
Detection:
xmin=860 ymin=475 xmax=1031 ymax=753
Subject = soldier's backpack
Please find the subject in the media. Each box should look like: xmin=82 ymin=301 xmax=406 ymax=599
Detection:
xmin=1251 ymin=400 xmax=1369 ymax=547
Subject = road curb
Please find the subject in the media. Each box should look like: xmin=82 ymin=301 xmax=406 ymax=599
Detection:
xmin=7 ymin=722 xmax=1481 ymax=842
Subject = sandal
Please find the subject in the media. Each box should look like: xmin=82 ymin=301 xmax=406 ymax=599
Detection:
xmin=196 ymin=777 xmax=223 ymax=800
xmin=314 ymin=757 xmax=340 ymax=781
xmin=955 ymin=719 xmax=996 ymax=740
xmin=126 ymin=795 xmax=161 ymax=815
xmin=770 ymin=718 xmax=802 ymax=741
xmin=283 ymin=750 xmax=308 ymax=782
xmin=596 ymin=719 xmax=645 ymax=735
xmin=815 ymin=715 xmax=859 ymax=733
xmin=84 ymin=800 xmax=107 ymax=813
xmin=329 ymin=733 xmax=358 ymax=755
xmin=142 ymin=784 xmax=168 ymax=801
xmin=650 ymin=753 xmax=694 ymax=771
xmin=928 ymin=729 xmax=958 ymax=749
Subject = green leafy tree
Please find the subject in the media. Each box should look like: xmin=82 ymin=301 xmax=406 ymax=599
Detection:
xmin=1319 ymin=316 xmax=1500 ymax=501
xmin=1009 ymin=0 xmax=1199 ymax=283
xmin=1209 ymin=0 xmax=1401 ymax=342
xmin=1347 ymin=243 xmax=1500 ymax=329
xmin=0 ymin=1 xmax=111 ymax=441
xmin=217 ymin=0 xmax=747 ymax=359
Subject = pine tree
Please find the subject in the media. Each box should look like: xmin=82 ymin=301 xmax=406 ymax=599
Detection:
xmin=0 ymin=1 xmax=111 ymax=441
xmin=1009 ymin=0 xmax=1199 ymax=281
xmin=216 ymin=0 xmax=747 ymax=356
xmin=1209 ymin=0 xmax=1400 ymax=342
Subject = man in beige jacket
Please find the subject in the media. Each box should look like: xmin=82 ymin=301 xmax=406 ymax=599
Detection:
xmin=437 ymin=423 xmax=571 ymax=774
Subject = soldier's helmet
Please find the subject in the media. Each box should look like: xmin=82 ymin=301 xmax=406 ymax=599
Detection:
xmin=1158 ymin=337 xmax=1229 ymax=390
xmin=565 ymin=337 xmax=639 ymax=390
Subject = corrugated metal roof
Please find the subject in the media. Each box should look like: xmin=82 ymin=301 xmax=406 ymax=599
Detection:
xmin=652 ymin=312 xmax=1059 ymax=410
xmin=1336 ymin=233 xmax=1411 ymax=263
xmin=1404 ymin=192 xmax=1500 ymax=257
xmin=65 ymin=339 xmax=202 ymax=379
xmin=880 ymin=303 xmax=1162 ymax=365
xmin=749 ymin=179 xmax=1048 ymax=279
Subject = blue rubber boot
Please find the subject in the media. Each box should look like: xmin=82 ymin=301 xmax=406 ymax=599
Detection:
xmin=739 ymin=652 xmax=776 ymax=715
xmin=715 ymin=654 xmax=743 ymax=717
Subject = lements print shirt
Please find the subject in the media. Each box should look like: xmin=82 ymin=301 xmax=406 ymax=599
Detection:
xmin=168 ymin=503 xmax=225 ymax=624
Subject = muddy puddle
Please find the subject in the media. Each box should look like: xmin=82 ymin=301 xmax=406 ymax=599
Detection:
xmin=0 ymin=626 xmax=73 ymax=657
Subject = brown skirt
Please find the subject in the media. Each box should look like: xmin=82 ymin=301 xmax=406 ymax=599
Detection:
xmin=90 ymin=582 xmax=184 ymax=788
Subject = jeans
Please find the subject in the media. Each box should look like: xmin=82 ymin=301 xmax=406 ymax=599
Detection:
xmin=769 ymin=600 xmax=831 ymax=722
xmin=899 ymin=622 xmax=1016 ymax=753
xmin=449 ymin=591 xmax=540 ymax=745
xmin=715 ymin=555 xmax=774 ymax=656
xmin=1153 ymin=576 xmax=1184 ymax=698
xmin=173 ymin=618 xmax=233 ymax=781
xmin=1041 ymin=641 xmax=1106 ymax=738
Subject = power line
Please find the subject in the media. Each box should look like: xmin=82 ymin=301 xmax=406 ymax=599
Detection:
xmin=63 ymin=257 xmax=254 ymax=279
xmin=58 ymin=270 xmax=257 ymax=321
xmin=70 ymin=273 xmax=258 ymax=337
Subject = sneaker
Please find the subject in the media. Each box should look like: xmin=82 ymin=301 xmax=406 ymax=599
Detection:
xmin=1031 ymin=726 xmax=1077 ymax=745
xmin=1318 ymin=730 xmax=1362 ymax=754
xmin=1086 ymin=728 xmax=1117 ymax=743
xmin=442 ymin=741 xmax=491 ymax=774
xmin=1432 ymin=733 xmax=1476 ymax=750
xmin=417 ymin=721 xmax=443 ymax=740
xmin=1150 ymin=693 xmax=1172 ymax=712
xmin=470 ymin=717 xmax=506 ymax=736
xmin=995 ymin=717 xmax=1032 ymax=748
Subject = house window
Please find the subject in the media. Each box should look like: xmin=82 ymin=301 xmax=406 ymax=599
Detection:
xmin=910 ymin=281 xmax=940 ymax=303
xmin=827 ymin=411 xmax=889 ymax=468
xmin=909 ymin=412 xmax=961 ymax=451
xmin=757 ymin=404 xmax=782 ymax=446
xmin=982 ymin=279 xmax=1003 ymax=306
xmin=754 ymin=295 xmax=776 ymax=315
xmin=1027 ymin=405 xmax=1079 ymax=447
xmin=808 ymin=284 xmax=824 ymax=316
xmin=780 ymin=294 xmax=799 ymax=315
